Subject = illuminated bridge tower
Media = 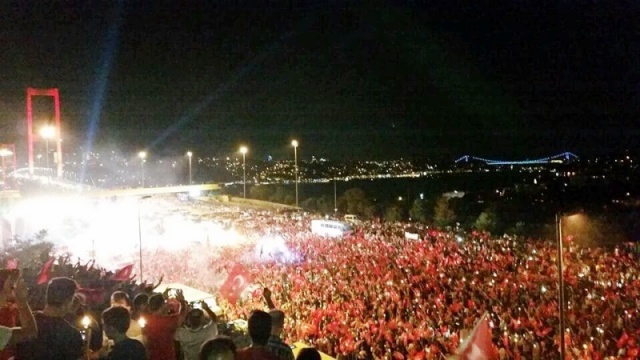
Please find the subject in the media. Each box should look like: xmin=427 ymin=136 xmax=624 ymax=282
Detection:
xmin=26 ymin=88 xmax=63 ymax=177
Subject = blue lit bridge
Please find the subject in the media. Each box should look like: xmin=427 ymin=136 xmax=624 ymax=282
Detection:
xmin=454 ymin=152 xmax=579 ymax=166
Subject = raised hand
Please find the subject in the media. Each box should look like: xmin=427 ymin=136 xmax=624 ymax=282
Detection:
xmin=176 ymin=289 xmax=186 ymax=302
xmin=14 ymin=278 xmax=29 ymax=305
xmin=2 ymin=272 xmax=17 ymax=297
xmin=263 ymin=287 xmax=272 ymax=299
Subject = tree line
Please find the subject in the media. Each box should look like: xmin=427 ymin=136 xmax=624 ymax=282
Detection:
xmin=240 ymin=184 xmax=637 ymax=245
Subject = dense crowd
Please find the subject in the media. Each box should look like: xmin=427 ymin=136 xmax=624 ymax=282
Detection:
xmin=139 ymin=202 xmax=640 ymax=359
xmin=0 ymin=200 xmax=639 ymax=360
xmin=206 ymin=215 xmax=639 ymax=360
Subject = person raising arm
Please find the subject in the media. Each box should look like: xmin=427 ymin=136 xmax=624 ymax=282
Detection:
xmin=0 ymin=272 xmax=37 ymax=349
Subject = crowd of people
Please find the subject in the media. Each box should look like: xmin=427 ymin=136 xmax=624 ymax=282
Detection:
xmin=0 ymin=199 xmax=639 ymax=359
xmin=0 ymin=269 xmax=319 ymax=360
xmin=138 ymin=202 xmax=640 ymax=359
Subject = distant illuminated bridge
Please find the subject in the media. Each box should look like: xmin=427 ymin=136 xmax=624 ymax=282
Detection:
xmin=454 ymin=152 xmax=579 ymax=166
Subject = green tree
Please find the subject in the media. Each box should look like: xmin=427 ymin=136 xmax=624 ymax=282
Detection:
xmin=384 ymin=206 xmax=404 ymax=222
xmin=338 ymin=188 xmax=372 ymax=217
xmin=565 ymin=214 xmax=625 ymax=247
xmin=301 ymin=195 xmax=334 ymax=214
xmin=507 ymin=221 xmax=527 ymax=236
xmin=300 ymin=197 xmax=318 ymax=211
xmin=249 ymin=185 xmax=270 ymax=200
xmin=316 ymin=195 xmax=335 ymax=214
xmin=433 ymin=196 xmax=456 ymax=227
xmin=270 ymin=186 xmax=294 ymax=205
xmin=364 ymin=205 xmax=378 ymax=219
xmin=474 ymin=209 xmax=498 ymax=233
xmin=409 ymin=199 xmax=429 ymax=222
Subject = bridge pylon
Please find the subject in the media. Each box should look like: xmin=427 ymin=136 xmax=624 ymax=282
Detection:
xmin=26 ymin=88 xmax=63 ymax=177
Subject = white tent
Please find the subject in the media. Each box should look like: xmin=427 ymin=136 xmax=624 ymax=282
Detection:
xmin=154 ymin=282 xmax=223 ymax=316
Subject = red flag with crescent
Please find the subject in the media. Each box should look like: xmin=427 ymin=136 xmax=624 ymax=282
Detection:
xmin=5 ymin=259 xmax=17 ymax=270
xmin=455 ymin=313 xmax=498 ymax=360
xmin=219 ymin=263 xmax=252 ymax=304
xmin=112 ymin=264 xmax=135 ymax=281
xmin=37 ymin=258 xmax=55 ymax=285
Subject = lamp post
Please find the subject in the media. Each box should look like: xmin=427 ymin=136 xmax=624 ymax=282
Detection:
xmin=556 ymin=212 xmax=582 ymax=360
xmin=187 ymin=151 xmax=193 ymax=185
xmin=334 ymin=177 xmax=337 ymax=213
xmin=239 ymin=146 xmax=248 ymax=198
xmin=138 ymin=151 xmax=147 ymax=187
xmin=137 ymin=195 xmax=152 ymax=283
xmin=0 ymin=149 xmax=12 ymax=187
xmin=40 ymin=125 xmax=55 ymax=176
xmin=291 ymin=140 xmax=299 ymax=207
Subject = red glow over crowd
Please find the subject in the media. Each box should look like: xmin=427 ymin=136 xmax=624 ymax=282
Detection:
xmin=142 ymin=207 xmax=640 ymax=360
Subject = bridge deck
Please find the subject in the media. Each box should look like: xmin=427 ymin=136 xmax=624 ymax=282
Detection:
xmin=0 ymin=184 xmax=220 ymax=198
xmin=83 ymin=184 xmax=220 ymax=197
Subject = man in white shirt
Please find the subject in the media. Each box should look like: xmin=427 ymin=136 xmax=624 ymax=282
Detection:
xmin=175 ymin=302 xmax=218 ymax=360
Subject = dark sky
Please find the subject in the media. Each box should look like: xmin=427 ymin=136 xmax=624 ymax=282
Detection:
xmin=1 ymin=1 xmax=639 ymax=161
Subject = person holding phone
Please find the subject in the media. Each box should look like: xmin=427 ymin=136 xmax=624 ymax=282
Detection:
xmin=175 ymin=301 xmax=218 ymax=360
xmin=143 ymin=290 xmax=187 ymax=360
xmin=0 ymin=270 xmax=37 ymax=350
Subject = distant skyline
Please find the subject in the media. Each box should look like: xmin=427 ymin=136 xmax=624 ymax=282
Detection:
xmin=1 ymin=1 xmax=639 ymax=161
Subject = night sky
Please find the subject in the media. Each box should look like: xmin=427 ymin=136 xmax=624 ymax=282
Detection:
xmin=1 ymin=1 xmax=639 ymax=161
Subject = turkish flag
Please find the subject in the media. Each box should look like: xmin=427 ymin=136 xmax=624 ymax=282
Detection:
xmin=455 ymin=313 xmax=498 ymax=360
xmin=5 ymin=259 xmax=17 ymax=270
xmin=37 ymin=258 xmax=55 ymax=285
xmin=535 ymin=327 xmax=553 ymax=338
xmin=218 ymin=263 xmax=252 ymax=304
xmin=617 ymin=331 xmax=630 ymax=349
xmin=112 ymin=264 xmax=135 ymax=281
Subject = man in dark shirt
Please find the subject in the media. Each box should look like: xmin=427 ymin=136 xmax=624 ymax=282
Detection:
xmin=102 ymin=306 xmax=146 ymax=360
xmin=17 ymin=277 xmax=84 ymax=360
xmin=266 ymin=310 xmax=294 ymax=360
xmin=263 ymin=289 xmax=294 ymax=360
xmin=236 ymin=310 xmax=279 ymax=360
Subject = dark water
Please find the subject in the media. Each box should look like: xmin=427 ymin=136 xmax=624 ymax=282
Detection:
xmin=308 ymin=172 xmax=523 ymax=201
xmin=229 ymin=171 xmax=527 ymax=205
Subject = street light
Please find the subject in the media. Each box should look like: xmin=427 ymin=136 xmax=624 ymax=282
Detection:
xmin=239 ymin=146 xmax=248 ymax=198
xmin=138 ymin=151 xmax=147 ymax=187
xmin=40 ymin=125 xmax=55 ymax=175
xmin=291 ymin=140 xmax=299 ymax=207
xmin=334 ymin=177 xmax=338 ymax=213
xmin=556 ymin=212 xmax=583 ymax=360
xmin=186 ymin=151 xmax=193 ymax=185
xmin=0 ymin=149 xmax=13 ymax=187
xmin=137 ymin=195 xmax=152 ymax=283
